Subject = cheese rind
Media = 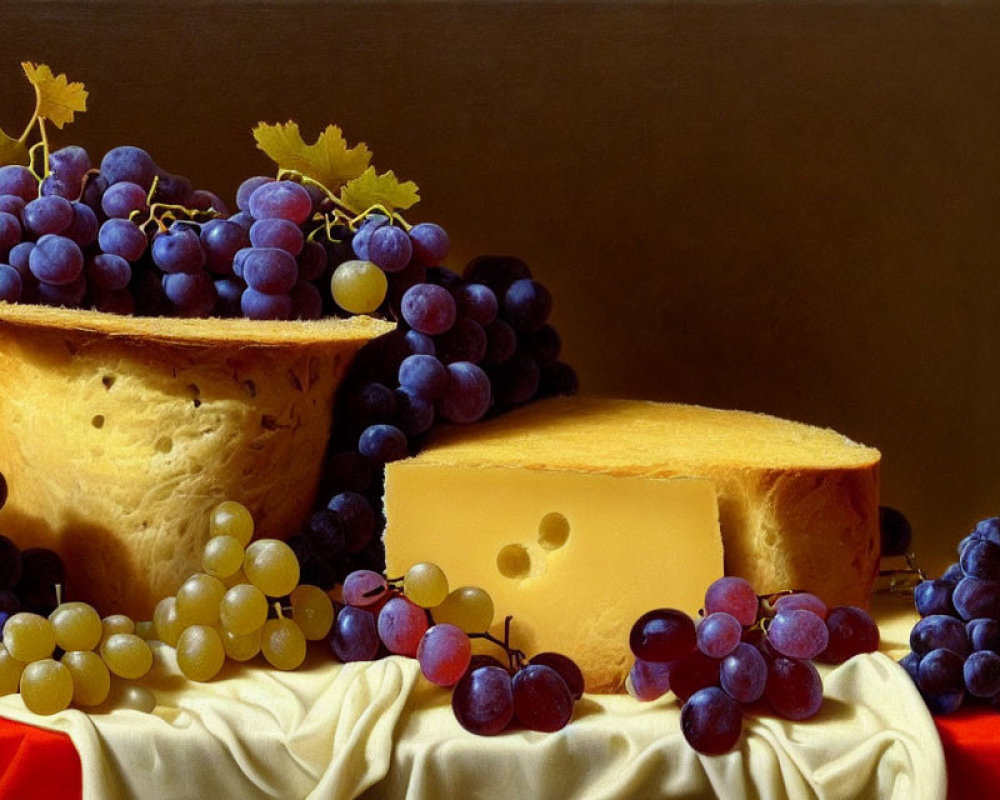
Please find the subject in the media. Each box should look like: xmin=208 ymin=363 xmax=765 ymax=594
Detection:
xmin=385 ymin=464 xmax=723 ymax=693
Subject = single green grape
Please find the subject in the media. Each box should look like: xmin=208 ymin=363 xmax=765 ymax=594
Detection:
xmin=62 ymin=650 xmax=111 ymax=707
xmin=20 ymin=659 xmax=74 ymax=715
xmin=289 ymin=585 xmax=334 ymax=641
xmin=0 ymin=644 xmax=25 ymax=695
xmin=100 ymin=633 xmax=153 ymax=680
xmin=101 ymin=614 xmax=136 ymax=642
xmin=219 ymin=583 xmax=268 ymax=636
xmin=176 ymin=625 xmax=225 ymax=682
xmin=330 ymin=259 xmax=388 ymax=313
xmin=244 ymin=539 xmax=300 ymax=598
xmin=219 ymin=626 xmax=262 ymax=662
xmin=50 ymin=601 xmax=103 ymax=652
xmin=209 ymin=500 xmax=254 ymax=547
xmin=153 ymin=597 xmax=183 ymax=647
xmin=262 ymin=614 xmax=307 ymax=670
xmin=114 ymin=682 xmax=157 ymax=713
xmin=5 ymin=612 xmax=57 ymax=663
xmin=175 ymin=573 xmax=226 ymax=628
xmin=404 ymin=562 xmax=450 ymax=608
xmin=431 ymin=586 xmax=495 ymax=633
xmin=133 ymin=620 xmax=156 ymax=641
xmin=203 ymin=535 xmax=245 ymax=579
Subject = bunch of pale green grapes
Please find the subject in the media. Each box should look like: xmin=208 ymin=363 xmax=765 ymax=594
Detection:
xmin=152 ymin=500 xmax=334 ymax=681
xmin=0 ymin=593 xmax=156 ymax=714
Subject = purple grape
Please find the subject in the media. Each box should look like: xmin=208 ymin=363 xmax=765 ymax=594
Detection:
xmin=351 ymin=215 xmax=389 ymax=260
xmin=398 ymin=354 xmax=449 ymax=399
xmin=39 ymin=277 xmax=87 ymax=308
xmin=529 ymin=652 xmax=584 ymax=701
xmin=952 ymin=577 xmax=1000 ymax=620
xmin=236 ymin=176 xmax=273 ymax=210
xmin=48 ymin=146 xmax=91 ymax=197
xmin=704 ymin=576 xmax=759 ymax=627
xmin=670 ymin=649 xmax=721 ymax=702
xmin=489 ymin=352 xmax=541 ymax=406
xmin=394 ymin=388 xmax=435 ymax=436
xmin=524 ymin=324 xmax=562 ymax=367
xmin=773 ymin=592 xmax=828 ymax=620
xmin=503 ymin=279 xmax=552 ymax=332
xmin=452 ymin=283 xmax=498 ymax=326
xmin=29 ymin=234 xmax=84 ymax=285
xmin=914 ymin=579 xmax=956 ymax=618
xmin=377 ymin=595 xmax=428 ymax=656
xmin=426 ymin=266 xmax=464 ymax=291
xmin=248 ymin=180 xmax=312 ymax=225
xmin=151 ymin=170 xmax=193 ymax=205
xmin=152 ymin=226 xmax=206 ymax=274
xmin=16 ymin=548 xmax=64 ymax=614
xmin=910 ymin=613 xmax=968 ymax=657
xmin=630 ymin=608 xmax=697 ymax=663
xmin=0 ymin=166 xmax=38 ymax=202
xmin=961 ymin=539 xmax=1000 ymax=580
xmin=189 ymin=189 xmax=228 ymax=215
xmin=765 ymin=655 xmax=823 ymax=720
xmin=973 ymin=517 xmax=1000 ymax=544
xmin=86 ymin=253 xmax=132 ymax=291
xmin=766 ymin=609 xmax=829 ymax=660
xmin=358 ymin=423 xmax=408 ymax=463
xmin=101 ymin=146 xmax=156 ymax=189
xmin=240 ymin=288 xmax=292 ymax=320
xmin=681 ymin=687 xmax=743 ymax=755
xmin=296 ymin=239 xmax=328 ymax=282
xmin=628 ymin=658 xmax=673 ymax=701
xmin=23 ymin=195 xmax=73 ymax=236
xmin=233 ymin=247 xmax=252 ymax=279
xmin=964 ymin=650 xmax=1000 ymax=698
xmin=452 ymin=665 xmax=515 ymax=736
xmin=923 ymin=690 xmax=965 ymax=715
xmin=0 ymin=195 xmax=25 ymax=219
xmin=229 ymin=210 xmax=255 ymax=232
xmin=0 ymin=212 xmax=21 ymax=251
xmin=463 ymin=256 xmax=532 ymax=293
xmin=437 ymin=362 xmax=492 ymax=424
xmin=242 ymin=247 xmax=298 ymax=294
xmin=340 ymin=382 xmax=397 ymax=433
xmin=409 ymin=222 xmax=449 ymax=266
xmin=511 ymin=664 xmax=574 ymax=732
xmin=720 ymin=642 xmax=768 ymax=703
xmin=201 ymin=218 xmax=250 ymax=274
xmin=40 ymin=175 xmax=72 ymax=199
xmin=917 ymin=648 xmax=965 ymax=695
xmin=816 ymin=605 xmax=881 ymax=663
xmin=0 ymin=265 xmax=21 ymax=301
xmin=342 ymin=570 xmax=388 ymax=607
xmin=899 ymin=651 xmax=921 ymax=682
xmin=162 ymin=271 xmax=218 ymax=317
xmin=967 ymin=618 xmax=1000 ymax=653
xmin=368 ymin=225 xmax=412 ymax=273
xmin=401 ymin=283 xmax=457 ymax=335
xmin=290 ymin=280 xmax=323 ymax=320
xmin=7 ymin=242 xmax=33 ymax=278
xmin=63 ymin=202 xmax=99 ymax=248
xmin=435 ymin=317 xmax=487 ymax=365
xmin=697 ymin=612 xmax=743 ymax=659
xmin=879 ymin=506 xmax=913 ymax=557
xmin=250 ymin=218 xmax=304 ymax=256
xmin=405 ymin=329 xmax=436 ymax=356
xmin=417 ymin=624 xmax=472 ymax=687
xmin=328 ymin=605 xmax=379 ymax=662
xmin=320 ymin=451 xmax=375 ymax=497
xmin=100 ymin=181 xmax=147 ymax=219
xmin=99 ymin=219 xmax=147 ymax=262
xmin=327 ymin=491 xmax=376 ymax=554
xmin=482 ymin=319 xmax=518 ymax=365
xmin=942 ymin=563 xmax=964 ymax=584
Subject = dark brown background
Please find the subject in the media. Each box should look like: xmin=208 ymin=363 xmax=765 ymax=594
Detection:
xmin=3 ymin=0 xmax=1000 ymax=576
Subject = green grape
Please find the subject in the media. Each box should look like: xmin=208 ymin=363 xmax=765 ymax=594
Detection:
xmin=153 ymin=597 xmax=183 ymax=647
xmin=20 ymin=659 xmax=74 ymax=715
xmin=403 ymin=562 xmax=450 ymax=608
xmin=220 ymin=626 xmax=262 ymax=662
xmin=0 ymin=644 xmax=25 ymax=695
xmin=209 ymin=500 xmax=254 ymax=547
xmin=330 ymin=259 xmax=388 ymax=313
xmin=49 ymin=601 xmax=103 ymax=652
xmin=175 ymin=573 xmax=226 ymax=627
xmin=244 ymin=539 xmax=300 ymax=598
xmin=290 ymin=584 xmax=334 ymax=641
xmin=219 ymin=583 xmax=268 ymax=636
xmin=223 ymin=567 xmax=249 ymax=589
xmin=431 ymin=586 xmax=495 ymax=633
xmin=5 ymin=612 xmax=57 ymax=663
xmin=262 ymin=614 xmax=306 ymax=670
xmin=176 ymin=625 xmax=225 ymax=682
xmin=110 ymin=681 xmax=157 ymax=713
xmin=203 ymin=534 xmax=245 ymax=578
xmin=62 ymin=650 xmax=111 ymax=707
xmin=101 ymin=614 xmax=136 ymax=642
xmin=134 ymin=620 xmax=156 ymax=641
xmin=100 ymin=633 xmax=153 ymax=680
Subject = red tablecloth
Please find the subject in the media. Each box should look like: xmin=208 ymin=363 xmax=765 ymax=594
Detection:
xmin=0 ymin=710 xmax=992 ymax=799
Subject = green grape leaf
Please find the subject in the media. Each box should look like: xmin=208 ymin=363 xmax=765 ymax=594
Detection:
xmin=253 ymin=121 xmax=371 ymax=192
xmin=0 ymin=126 xmax=29 ymax=167
xmin=21 ymin=62 xmax=88 ymax=129
xmin=339 ymin=167 xmax=420 ymax=215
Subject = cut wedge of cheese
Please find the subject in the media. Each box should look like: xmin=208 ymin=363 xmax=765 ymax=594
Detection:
xmin=384 ymin=396 xmax=881 ymax=692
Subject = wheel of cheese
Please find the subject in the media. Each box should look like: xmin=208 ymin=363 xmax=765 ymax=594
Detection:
xmin=0 ymin=302 xmax=393 ymax=618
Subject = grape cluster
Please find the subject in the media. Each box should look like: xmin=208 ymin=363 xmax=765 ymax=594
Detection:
xmin=153 ymin=500 xmax=333 ymax=679
xmin=330 ymin=561 xmax=584 ymax=734
xmin=628 ymin=576 xmax=880 ymax=755
xmin=902 ymin=516 xmax=1000 ymax=714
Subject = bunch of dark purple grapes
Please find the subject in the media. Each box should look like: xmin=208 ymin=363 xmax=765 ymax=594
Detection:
xmin=902 ymin=516 xmax=1000 ymax=714
xmin=327 ymin=565 xmax=584 ymax=734
xmin=0 ymin=471 xmax=67 ymax=631
xmin=628 ymin=576 xmax=880 ymax=755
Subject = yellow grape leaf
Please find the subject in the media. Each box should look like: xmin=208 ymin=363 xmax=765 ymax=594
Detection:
xmin=0 ymin=126 xmax=29 ymax=166
xmin=21 ymin=62 xmax=88 ymax=129
xmin=253 ymin=121 xmax=371 ymax=191
xmin=339 ymin=167 xmax=420 ymax=214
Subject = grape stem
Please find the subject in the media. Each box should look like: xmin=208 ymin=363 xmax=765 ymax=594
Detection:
xmin=469 ymin=616 xmax=526 ymax=673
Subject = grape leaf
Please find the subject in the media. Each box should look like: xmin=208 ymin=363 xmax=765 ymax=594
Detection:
xmin=339 ymin=167 xmax=420 ymax=215
xmin=0 ymin=127 xmax=29 ymax=167
xmin=253 ymin=121 xmax=371 ymax=191
xmin=21 ymin=62 xmax=88 ymax=129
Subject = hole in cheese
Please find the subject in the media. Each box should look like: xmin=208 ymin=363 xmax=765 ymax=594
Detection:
xmin=154 ymin=436 xmax=173 ymax=454
xmin=91 ymin=414 xmax=105 ymax=429
xmin=497 ymin=543 xmax=531 ymax=579
xmin=538 ymin=512 xmax=570 ymax=551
